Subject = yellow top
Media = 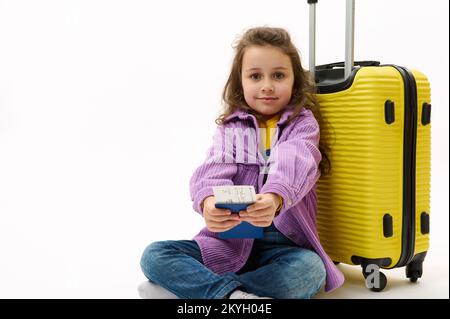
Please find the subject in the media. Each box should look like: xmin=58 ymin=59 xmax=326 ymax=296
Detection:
xmin=257 ymin=114 xmax=283 ymax=212
xmin=258 ymin=114 xmax=280 ymax=160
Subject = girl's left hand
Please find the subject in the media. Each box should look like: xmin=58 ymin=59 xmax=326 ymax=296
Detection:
xmin=238 ymin=193 xmax=281 ymax=227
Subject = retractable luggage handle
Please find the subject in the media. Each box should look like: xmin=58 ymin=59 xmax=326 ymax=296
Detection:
xmin=307 ymin=0 xmax=355 ymax=80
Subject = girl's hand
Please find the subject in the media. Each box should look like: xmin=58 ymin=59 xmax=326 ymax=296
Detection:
xmin=238 ymin=193 xmax=281 ymax=227
xmin=201 ymin=196 xmax=242 ymax=233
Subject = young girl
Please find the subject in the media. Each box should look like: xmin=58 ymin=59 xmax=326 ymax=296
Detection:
xmin=140 ymin=27 xmax=344 ymax=299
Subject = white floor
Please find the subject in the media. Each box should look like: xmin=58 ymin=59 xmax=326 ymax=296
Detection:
xmin=0 ymin=220 xmax=447 ymax=299
xmin=1 ymin=245 xmax=447 ymax=299
xmin=0 ymin=215 xmax=447 ymax=299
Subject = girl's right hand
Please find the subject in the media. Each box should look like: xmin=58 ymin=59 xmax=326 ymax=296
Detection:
xmin=201 ymin=196 xmax=242 ymax=233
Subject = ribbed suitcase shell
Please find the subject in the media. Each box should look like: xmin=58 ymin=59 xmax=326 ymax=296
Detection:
xmin=316 ymin=66 xmax=431 ymax=269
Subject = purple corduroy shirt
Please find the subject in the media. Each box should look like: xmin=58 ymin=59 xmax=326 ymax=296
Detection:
xmin=189 ymin=105 xmax=344 ymax=292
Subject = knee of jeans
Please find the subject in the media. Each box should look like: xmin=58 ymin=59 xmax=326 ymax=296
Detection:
xmin=312 ymin=257 xmax=326 ymax=293
xmin=140 ymin=241 xmax=171 ymax=281
xmin=302 ymin=250 xmax=326 ymax=297
xmin=280 ymin=250 xmax=326 ymax=298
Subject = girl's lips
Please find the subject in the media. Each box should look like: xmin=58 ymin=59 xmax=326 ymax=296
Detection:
xmin=257 ymin=97 xmax=279 ymax=104
xmin=257 ymin=97 xmax=278 ymax=100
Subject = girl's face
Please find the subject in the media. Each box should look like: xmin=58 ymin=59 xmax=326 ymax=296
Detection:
xmin=241 ymin=45 xmax=294 ymax=119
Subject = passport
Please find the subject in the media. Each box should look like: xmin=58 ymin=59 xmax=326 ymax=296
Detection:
xmin=212 ymin=185 xmax=263 ymax=239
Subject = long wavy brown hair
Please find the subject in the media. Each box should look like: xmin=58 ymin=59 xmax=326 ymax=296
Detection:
xmin=216 ymin=26 xmax=331 ymax=175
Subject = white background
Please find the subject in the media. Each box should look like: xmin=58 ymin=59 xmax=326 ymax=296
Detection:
xmin=0 ymin=0 xmax=448 ymax=298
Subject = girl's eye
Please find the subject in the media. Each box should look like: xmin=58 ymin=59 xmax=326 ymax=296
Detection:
xmin=249 ymin=72 xmax=285 ymax=80
xmin=273 ymin=72 xmax=285 ymax=80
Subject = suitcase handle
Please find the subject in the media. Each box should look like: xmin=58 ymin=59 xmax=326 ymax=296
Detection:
xmin=316 ymin=60 xmax=380 ymax=70
xmin=308 ymin=0 xmax=355 ymax=80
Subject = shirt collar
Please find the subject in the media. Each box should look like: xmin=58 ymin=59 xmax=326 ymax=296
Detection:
xmin=224 ymin=105 xmax=296 ymax=127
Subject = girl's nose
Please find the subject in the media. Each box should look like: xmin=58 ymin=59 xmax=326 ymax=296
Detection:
xmin=261 ymin=82 xmax=274 ymax=93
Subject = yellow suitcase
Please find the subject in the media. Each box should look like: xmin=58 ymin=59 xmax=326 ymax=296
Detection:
xmin=308 ymin=1 xmax=431 ymax=291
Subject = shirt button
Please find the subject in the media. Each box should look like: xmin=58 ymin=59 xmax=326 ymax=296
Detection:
xmin=287 ymin=199 xmax=293 ymax=206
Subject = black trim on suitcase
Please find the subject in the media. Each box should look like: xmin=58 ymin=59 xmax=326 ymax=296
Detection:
xmin=391 ymin=65 xmax=417 ymax=268
xmin=351 ymin=256 xmax=392 ymax=268
xmin=385 ymin=100 xmax=395 ymax=124
xmin=421 ymin=212 xmax=430 ymax=234
xmin=315 ymin=67 xmax=359 ymax=93
xmin=421 ymin=103 xmax=431 ymax=125
xmin=314 ymin=61 xmax=379 ymax=93
xmin=383 ymin=214 xmax=393 ymax=237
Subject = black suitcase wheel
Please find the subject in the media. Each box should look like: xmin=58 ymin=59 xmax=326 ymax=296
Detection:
xmin=409 ymin=276 xmax=418 ymax=283
xmin=362 ymin=264 xmax=387 ymax=292
xmin=366 ymin=272 xmax=387 ymax=292
xmin=406 ymin=260 xmax=423 ymax=283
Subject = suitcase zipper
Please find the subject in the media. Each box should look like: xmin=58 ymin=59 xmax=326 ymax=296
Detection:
xmin=391 ymin=65 xmax=418 ymax=267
